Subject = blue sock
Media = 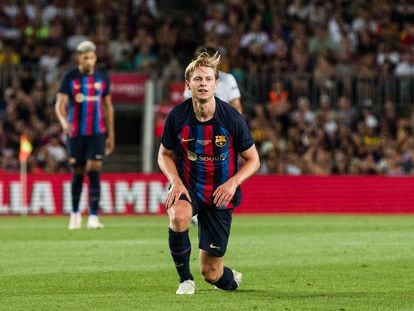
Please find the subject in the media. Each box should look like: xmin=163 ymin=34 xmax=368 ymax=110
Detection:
xmin=168 ymin=228 xmax=193 ymax=283
xmin=213 ymin=267 xmax=238 ymax=290
xmin=71 ymin=174 xmax=84 ymax=213
xmin=88 ymin=171 xmax=100 ymax=215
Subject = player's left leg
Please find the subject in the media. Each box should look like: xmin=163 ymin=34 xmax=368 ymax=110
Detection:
xmin=200 ymin=251 xmax=241 ymax=290
xmin=198 ymin=208 xmax=241 ymax=290
xmin=85 ymin=159 xmax=104 ymax=229
xmin=85 ymin=134 xmax=106 ymax=229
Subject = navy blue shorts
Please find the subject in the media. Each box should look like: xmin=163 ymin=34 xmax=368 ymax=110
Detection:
xmin=67 ymin=134 xmax=106 ymax=167
xmin=180 ymin=192 xmax=233 ymax=257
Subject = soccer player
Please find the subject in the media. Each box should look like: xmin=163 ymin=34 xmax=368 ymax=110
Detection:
xmin=183 ymin=47 xmax=243 ymax=114
xmin=158 ymin=51 xmax=260 ymax=294
xmin=184 ymin=47 xmax=243 ymax=227
xmin=55 ymin=41 xmax=115 ymax=230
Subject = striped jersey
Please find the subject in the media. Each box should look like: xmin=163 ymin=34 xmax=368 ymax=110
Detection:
xmin=161 ymin=98 xmax=254 ymax=208
xmin=59 ymin=68 xmax=110 ymax=137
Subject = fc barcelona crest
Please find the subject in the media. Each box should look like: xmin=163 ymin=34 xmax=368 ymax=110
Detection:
xmin=215 ymin=135 xmax=227 ymax=147
xmin=75 ymin=93 xmax=84 ymax=103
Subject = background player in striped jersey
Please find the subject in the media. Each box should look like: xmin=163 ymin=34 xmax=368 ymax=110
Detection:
xmin=158 ymin=52 xmax=260 ymax=294
xmin=55 ymin=41 xmax=115 ymax=230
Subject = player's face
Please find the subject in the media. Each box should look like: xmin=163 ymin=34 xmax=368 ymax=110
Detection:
xmin=187 ymin=66 xmax=218 ymax=102
xmin=78 ymin=51 xmax=97 ymax=74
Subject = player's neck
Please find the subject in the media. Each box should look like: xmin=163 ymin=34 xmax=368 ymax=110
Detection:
xmin=78 ymin=66 xmax=94 ymax=75
xmin=192 ymin=98 xmax=216 ymax=122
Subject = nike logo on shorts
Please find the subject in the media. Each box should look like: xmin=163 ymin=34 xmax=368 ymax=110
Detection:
xmin=209 ymin=243 xmax=221 ymax=250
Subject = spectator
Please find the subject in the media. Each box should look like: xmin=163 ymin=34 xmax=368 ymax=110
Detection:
xmin=268 ymin=79 xmax=288 ymax=107
xmin=1 ymin=0 xmax=414 ymax=176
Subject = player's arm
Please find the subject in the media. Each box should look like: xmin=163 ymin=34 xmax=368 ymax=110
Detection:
xmin=158 ymin=144 xmax=191 ymax=208
xmin=213 ymin=144 xmax=260 ymax=207
xmin=227 ymin=73 xmax=243 ymax=113
xmin=229 ymin=98 xmax=242 ymax=114
xmin=102 ymin=94 xmax=115 ymax=155
xmin=55 ymin=93 xmax=70 ymax=134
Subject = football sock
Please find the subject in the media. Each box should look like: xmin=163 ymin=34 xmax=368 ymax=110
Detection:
xmin=212 ymin=267 xmax=238 ymax=290
xmin=71 ymin=173 xmax=84 ymax=213
xmin=88 ymin=170 xmax=100 ymax=216
xmin=168 ymin=228 xmax=193 ymax=283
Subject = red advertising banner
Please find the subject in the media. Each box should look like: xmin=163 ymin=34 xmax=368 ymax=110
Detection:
xmin=0 ymin=174 xmax=413 ymax=215
xmin=168 ymin=82 xmax=186 ymax=105
xmin=109 ymin=72 xmax=150 ymax=103
xmin=242 ymin=175 xmax=414 ymax=214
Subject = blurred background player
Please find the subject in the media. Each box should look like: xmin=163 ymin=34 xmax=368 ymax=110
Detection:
xmin=183 ymin=46 xmax=242 ymax=114
xmin=55 ymin=40 xmax=115 ymax=229
xmin=158 ymin=51 xmax=260 ymax=294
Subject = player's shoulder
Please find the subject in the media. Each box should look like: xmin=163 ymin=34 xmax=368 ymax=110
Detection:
xmin=169 ymin=98 xmax=192 ymax=115
xmin=166 ymin=99 xmax=193 ymax=126
xmin=62 ymin=67 xmax=79 ymax=79
xmin=94 ymin=68 xmax=109 ymax=80
xmin=216 ymin=97 xmax=241 ymax=117
xmin=215 ymin=98 xmax=246 ymax=129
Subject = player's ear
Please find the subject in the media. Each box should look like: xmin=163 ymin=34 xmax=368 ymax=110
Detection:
xmin=185 ymin=80 xmax=191 ymax=90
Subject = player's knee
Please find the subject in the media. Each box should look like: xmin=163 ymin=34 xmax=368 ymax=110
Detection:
xmin=169 ymin=214 xmax=191 ymax=231
xmin=73 ymin=166 xmax=86 ymax=175
xmin=201 ymin=266 xmax=220 ymax=284
xmin=87 ymin=160 xmax=102 ymax=172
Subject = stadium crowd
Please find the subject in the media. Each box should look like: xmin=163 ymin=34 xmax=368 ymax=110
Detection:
xmin=0 ymin=0 xmax=414 ymax=175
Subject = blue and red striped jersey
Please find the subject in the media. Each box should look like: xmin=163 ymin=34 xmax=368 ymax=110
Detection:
xmin=161 ymin=98 xmax=254 ymax=208
xmin=59 ymin=68 xmax=110 ymax=137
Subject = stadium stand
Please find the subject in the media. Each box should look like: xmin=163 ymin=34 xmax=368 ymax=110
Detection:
xmin=0 ymin=0 xmax=414 ymax=175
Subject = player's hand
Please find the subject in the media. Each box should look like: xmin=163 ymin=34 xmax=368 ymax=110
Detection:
xmin=213 ymin=178 xmax=238 ymax=208
xmin=165 ymin=182 xmax=191 ymax=209
xmin=105 ymin=133 xmax=115 ymax=155
xmin=60 ymin=120 xmax=71 ymax=135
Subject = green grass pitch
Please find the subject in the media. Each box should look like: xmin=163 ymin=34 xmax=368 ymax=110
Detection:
xmin=1 ymin=215 xmax=414 ymax=310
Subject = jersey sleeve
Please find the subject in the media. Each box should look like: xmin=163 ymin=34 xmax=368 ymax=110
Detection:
xmin=233 ymin=116 xmax=254 ymax=153
xmin=59 ymin=72 xmax=71 ymax=95
xmin=226 ymin=74 xmax=241 ymax=102
xmin=161 ymin=112 xmax=178 ymax=150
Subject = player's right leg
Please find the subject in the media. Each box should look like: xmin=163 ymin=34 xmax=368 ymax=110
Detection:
xmin=68 ymin=166 xmax=85 ymax=230
xmin=168 ymin=199 xmax=195 ymax=294
xmin=67 ymin=137 xmax=86 ymax=230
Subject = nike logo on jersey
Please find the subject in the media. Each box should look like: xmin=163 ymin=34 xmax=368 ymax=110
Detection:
xmin=181 ymin=138 xmax=195 ymax=142
xmin=209 ymin=243 xmax=221 ymax=250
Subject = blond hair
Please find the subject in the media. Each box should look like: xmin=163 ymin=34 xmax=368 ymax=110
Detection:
xmin=184 ymin=51 xmax=221 ymax=81
xmin=76 ymin=40 xmax=96 ymax=53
